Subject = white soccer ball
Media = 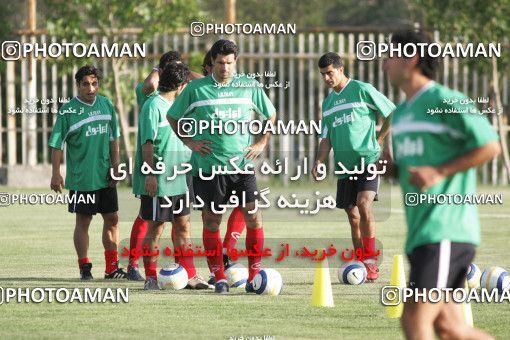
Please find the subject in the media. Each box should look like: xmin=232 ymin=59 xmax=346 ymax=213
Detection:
xmin=253 ymin=268 xmax=283 ymax=296
xmin=225 ymin=263 xmax=249 ymax=288
xmin=158 ymin=263 xmax=188 ymax=290
xmin=467 ymin=263 xmax=482 ymax=289
xmin=338 ymin=261 xmax=367 ymax=285
xmin=480 ymin=266 xmax=510 ymax=293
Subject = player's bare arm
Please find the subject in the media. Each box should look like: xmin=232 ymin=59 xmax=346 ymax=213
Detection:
xmin=168 ymin=117 xmax=213 ymax=155
xmin=377 ymin=114 xmax=392 ymax=145
xmin=189 ymin=70 xmax=203 ymax=80
xmin=142 ymin=68 xmax=160 ymax=95
xmin=312 ymin=138 xmax=332 ymax=180
xmin=409 ymin=140 xmax=501 ymax=191
xmin=143 ymin=66 xmax=202 ymax=96
xmin=50 ymin=148 xmax=64 ymax=193
xmin=108 ymin=139 xmax=120 ymax=186
xmin=141 ymin=141 xmax=157 ymax=197
xmin=245 ymin=114 xmax=276 ymax=160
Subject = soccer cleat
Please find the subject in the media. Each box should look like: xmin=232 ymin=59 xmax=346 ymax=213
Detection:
xmin=364 ymin=261 xmax=379 ymax=282
xmin=207 ymin=273 xmax=215 ymax=285
xmin=80 ymin=263 xmax=93 ymax=280
xmin=186 ymin=275 xmax=214 ymax=290
xmin=245 ymin=280 xmax=255 ymax=293
xmin=104 ymin=267 xmax=128 ymax=279
xmin=223 ymin=253 xmax=232 ymax=269
xmin=127 ymin=266 xmax=145 ymax=281
xmin=214 ymin=280 xmax=229 ymax=294
xmin=144 ymin=277 xmax=160 ymax=290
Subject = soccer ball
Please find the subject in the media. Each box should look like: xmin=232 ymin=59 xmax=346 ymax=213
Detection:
xmin=158 ymin=263 xmax=188 ymax=290
xmin=467 ymin=263 xmax=481 ymax=289
xmin=225 ymin=263 xmax=249 ymax=288
xmin=338 ymin=261 xmax=367 ymax=285
xmin=252 ymin=268 xmax=283 ymax=296
xmin=480 ymin=266 xmax=510 ymax=293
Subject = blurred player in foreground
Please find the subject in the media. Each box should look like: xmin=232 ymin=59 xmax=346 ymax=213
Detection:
xmin=313 ymin=52 xmax=394 ymax=281
xmin=168 ymin=39 xmax=276 ymax=294
xmin=49 ymin=65 xmax=127 ymax=280
xmin=384 ymin=30 xmax=498 ymax=340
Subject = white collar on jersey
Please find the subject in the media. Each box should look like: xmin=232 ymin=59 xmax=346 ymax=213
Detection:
xmin=405 ymin=81 xmax=435 ymax=106
xmin=333 ymin=78 xmax=351 ymax=95
xmin=75 ymin=96 xmax=97 ymax=107
xmin=157 ymin=94 xmax=174 ymax=106
xmin=211 ymin=73 xmax=235 ymax=85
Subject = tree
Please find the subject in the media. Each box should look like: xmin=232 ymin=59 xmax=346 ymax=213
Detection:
xmin=415 ymin=0 xmax=510 ymax=181
xmin=43 ymin=0 xmax=201 ymax=160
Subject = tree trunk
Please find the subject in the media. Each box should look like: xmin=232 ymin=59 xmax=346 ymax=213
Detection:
xmin=492 ymin=56 xmax=510 ymax=183
xmin=111 ymin=58 xmax=133 ymax=175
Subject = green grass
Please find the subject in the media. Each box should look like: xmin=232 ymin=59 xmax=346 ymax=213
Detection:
xmin=0 ymin=183 xmax=509 ymax=339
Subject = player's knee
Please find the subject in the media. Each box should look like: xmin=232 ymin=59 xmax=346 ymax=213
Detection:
xmin=203 ymin=220 xmax=220 ymax=231
xmin=344 ymin=208 xmax=359 ymax=221
xmin=103 ymin=213 xmax=119 ymax=227
xmin=243 ymin=212 xmax=262 ymax=229
xmin=401 ymin=307 xmax=418 ymax=332
xmin=76 ymin=213 xmax=92 ymax=228
xmin=434 ymin=318 xmax=464 ymax=340
xmin=356 ymin=199 xmax=372 ymax=216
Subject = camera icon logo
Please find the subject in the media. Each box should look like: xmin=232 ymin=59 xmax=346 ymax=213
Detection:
xmin=405 ymin=193 xmax=419 ymax=207
xmin=177 ymin=118 xmax=197 ymax=138
xmin=2 ymin=41 xmax=21 ymax=61
xmin=356 ymin=41 xmax=376 ymax=61
xmin=381 ymin=286 xmax=401 ymax=306
xmin=190 ymin=22 xmax=205 ymax=37
xmin=0 ymin=193 xmax=11 ymax=207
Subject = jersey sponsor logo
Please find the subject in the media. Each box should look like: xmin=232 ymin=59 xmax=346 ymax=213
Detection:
xmin=211 ymin=107 xmax=242 ymax=119
xmin=87 ymin=109 xmax=103 ymax=117
xmin=395 ymin=136 xmax=424 ymax=158
xmin=218 ymin=91 xmax=234 ymax=98
xmin=85 ymin=123 xmax=109 ymax=137
xmin=334 ymin=98 xmax=347 ymax=105
xmin=332 ymin=112 xmax=355 ymax=127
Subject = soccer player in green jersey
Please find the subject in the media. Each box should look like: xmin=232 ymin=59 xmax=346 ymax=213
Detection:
xmin=49 ymin=65 xmax=127 ymax=280
xmin=168 ymin=39 xmax=276 ymax=294
xmin=384 ymin=30 xmax=499 ymax=340
xmin=200 ymin=49 xmax=248 ymax=285
xmin=128 ymin=51 xmax=183 ymax=281
xmin=133 ymin=62 xmax=211 ymax=290
xmin=313 ymin=52 xmax=395 ymax=281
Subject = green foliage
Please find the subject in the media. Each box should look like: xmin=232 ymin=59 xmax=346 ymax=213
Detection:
xmin=415 ymin=0 xmax=510 ymax=72
xmin=199 ymin=0 xmax=414 ymax=28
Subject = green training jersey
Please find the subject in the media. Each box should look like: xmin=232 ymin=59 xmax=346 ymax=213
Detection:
xmin=48 ymin=95 xmax=120 ymax=191
xmin=391 ymin=81 xmax=499 ymax=254
xmin=167 ymin=74 xmax=276 ymax=175
xmin=133 ymin=94 xmax=190 ymax=197
xmin=320 ymin=79 xmax=395 ymax=179
xmin=135 ymin=83 xmax=158 ymax=109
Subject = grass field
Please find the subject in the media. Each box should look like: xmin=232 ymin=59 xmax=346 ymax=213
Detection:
xmin=1 ymin=182 xmax=509 ymax=339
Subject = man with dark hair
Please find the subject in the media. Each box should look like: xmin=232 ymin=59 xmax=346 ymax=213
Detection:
xmin=313 ymin=52 xmax=394 ymax=281
xmin=384 ymin=30 xmax=498 ymax=339
xmin=168 ymin=39 xmax=276 ymax=294
xmin=133 ymin=62 xmax=210 ymax=290
xmin=128 ymin=50 xmax=198 ymax=281
xmin=202 ymin=50 xmax=213 ymax=76
xmin=200 ymin=47 xmax=247 ymax=285
xmin=49 ymin=65 xmax=127 ymax=280
xmin=136 ymin=51 xmax=183 ymax=108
